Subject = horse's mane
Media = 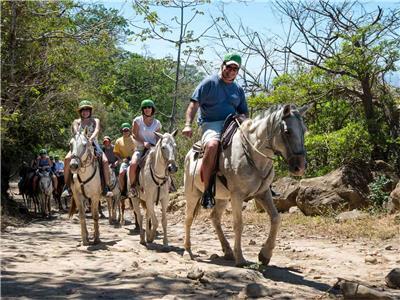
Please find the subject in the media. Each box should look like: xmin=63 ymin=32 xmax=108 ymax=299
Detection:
xmin=245 ymin=104 xmax=302 ymax=135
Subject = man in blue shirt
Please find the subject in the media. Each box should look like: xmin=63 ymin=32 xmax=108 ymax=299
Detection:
xmin=182 ymin=53 xmax=249 ymax=209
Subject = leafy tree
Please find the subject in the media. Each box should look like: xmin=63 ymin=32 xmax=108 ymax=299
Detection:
xmin=275 ymin=0 xmax=400 ymax=164
xmin=1 ymin=0 xmax=130 ymax=203
xmin=132 ymin=0 xmax=215 ymax=131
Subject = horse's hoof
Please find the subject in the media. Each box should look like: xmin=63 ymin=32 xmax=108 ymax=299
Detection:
xmin=93 ymin=238 xmax=101 ymax=244
xmin=140 ymin=240 xmax=146 ymax=246
xmin=82 ymin=240 xmax=89 ymax=246
xmin=183 ymin=250 xmax=194 ymax=260
xmin=236 ymin=259 xmax=251 ymax=268
xmin=258 ymin=251 xmax=271 ymax=266
xmin=223 ymin=251 xmax=235 ymax=261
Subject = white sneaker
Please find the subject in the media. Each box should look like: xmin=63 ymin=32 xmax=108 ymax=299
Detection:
xmin=61 ymin=189 xmax=70 ymax=197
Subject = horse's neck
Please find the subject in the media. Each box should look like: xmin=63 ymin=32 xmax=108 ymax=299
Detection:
xmin=76 ymin=151 xmax=97 ymax=180
xmin=246 ymin=110 xmax=280 ymax=152
xmin=152 ymin=146 xmax=167 ymax=177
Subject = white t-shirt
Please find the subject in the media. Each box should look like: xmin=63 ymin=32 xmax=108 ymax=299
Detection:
xmin=133 ymin=116 xmax=161 ymax=148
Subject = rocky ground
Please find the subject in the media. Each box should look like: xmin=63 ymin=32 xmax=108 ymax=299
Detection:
xmin=1 ymin=183 xmax=400 ymax=299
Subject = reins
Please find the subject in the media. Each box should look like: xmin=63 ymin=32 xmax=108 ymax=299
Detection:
xmin=148 ymin=139 xmax=172 ymax=206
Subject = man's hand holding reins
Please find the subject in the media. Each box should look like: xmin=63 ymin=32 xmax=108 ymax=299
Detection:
xmin=182 ymin=124 xmax=193 ymax=138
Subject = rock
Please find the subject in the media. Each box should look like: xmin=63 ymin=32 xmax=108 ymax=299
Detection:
xmin=296 ymin=162 xmax=373 ymax=216
xmin=385 ymin=268 xmax=400 ymax=289
xmin=338 ymin=278 xmax=392 ymax=299
xmin=249 ymin=239 xmax=256 ymax=245
xmin=365 ymin=256 xmax=378 ymax=264
xmin=238 ymin=283 xmax=280 ymax=299
xmin=187 ymin=267 xmax=204 ymax=280
xmin=272 ymin=177 xmax=300 ymax=212
xmin=385 ymin=245 xmax=393 ymax=251
xmin=335 ymin=209 xmax=368 ymax=222
xmin=384 ymin=182 xmax=400 ymax=213
xmin=288 ymin=206 xmax=301 ymax=214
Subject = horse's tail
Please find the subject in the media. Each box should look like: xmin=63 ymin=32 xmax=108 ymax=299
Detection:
xmin=68 ymin=196 xmax=76 ymax=218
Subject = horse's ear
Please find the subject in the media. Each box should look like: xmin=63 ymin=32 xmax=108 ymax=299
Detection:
xmin=299 ymin=103 xmax=312 ymax=116
xmin=171 ymin=129 xmax=178 ymax=137
xmin=154 ymin=132 xmax=163 ymax=139
xmin=283 ymin=104 xmax=291 ymax=118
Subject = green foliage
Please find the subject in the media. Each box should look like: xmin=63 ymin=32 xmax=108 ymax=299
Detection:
xmin=368 ymin=175 xmax=391 ymax=209
xmin=305 ymin=122 xmax=372 ymax=177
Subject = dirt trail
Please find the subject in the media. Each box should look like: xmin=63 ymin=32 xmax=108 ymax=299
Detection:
xmin=1 ymin=185 xmax=400 ymax=299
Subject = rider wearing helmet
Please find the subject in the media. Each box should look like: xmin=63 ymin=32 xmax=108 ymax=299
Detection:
xmin=114 ymin=123 xmax=136 ymax=196
xmin=128 ymin=99 xmax=161 ymax=196
xmin=62 ymin=100 xmax=113 ymax=197
xmin=32 ymin=149 xmax=58 ymax=192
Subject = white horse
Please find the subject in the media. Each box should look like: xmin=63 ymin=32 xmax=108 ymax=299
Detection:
xmin=128 ymin=130 xmax=178 ymax=245
xmin=68 ymin=129 xmax=103 ymax=245
xmin=38 ymin=168 xmax=53 ymax=217
xmin=184 ymin=104 xmax=309 ymax=267
xmin=106 ymin=168 xmax=121 ymax=225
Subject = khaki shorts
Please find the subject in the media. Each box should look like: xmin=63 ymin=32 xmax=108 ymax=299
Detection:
xmin=201 ymin=120 xmax=224 ymax=146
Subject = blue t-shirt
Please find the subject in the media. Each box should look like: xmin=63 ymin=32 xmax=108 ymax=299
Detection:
xmin=191 ymin=74 xmax=248 ymax=123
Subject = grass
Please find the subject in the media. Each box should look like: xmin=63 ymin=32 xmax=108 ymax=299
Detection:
xmin=242 ymin=210 xmax=400 ymax=240
xmin=193 ymin=206 xmax=400 ymax=241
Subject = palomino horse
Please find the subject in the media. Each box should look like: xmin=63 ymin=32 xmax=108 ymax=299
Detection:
xmin=68 ymin=129 xmax=103 ymax=245
xmin=128 ymin=130 xmax=178 ymax=245
xmin=184 ymin=104 xmax=309 ymax=267
xmin=38 ymin=168 xmax=53 ymax=217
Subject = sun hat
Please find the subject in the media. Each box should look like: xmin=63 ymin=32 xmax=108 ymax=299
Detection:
xmin=78 ymin=100 xmax=93 ymax=111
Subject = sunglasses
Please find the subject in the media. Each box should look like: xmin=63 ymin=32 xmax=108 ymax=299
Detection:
xmin=225 ymin=65 xmax=239 ymax=72
xmin=122 ymin=128 xmax=130 ymax=132
xmin=143 ymin=106 xmax=152 ymax=109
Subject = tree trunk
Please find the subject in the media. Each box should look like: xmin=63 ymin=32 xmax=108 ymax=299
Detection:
xmin=360 ymin=77 xmax=384 ymax=160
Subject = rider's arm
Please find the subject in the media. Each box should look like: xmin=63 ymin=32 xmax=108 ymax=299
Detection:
xmin=132 ymin=121 xmax=144 ymax=144
xmin=89 ymin=118 xmax=100 ymax=142
xmin=182 ymin=100 xmax=199 ymax=138
xmin=184 ymin=100 xmax=199 ymax=127
xmin=72 ymin=119 xmax=80 ymax=135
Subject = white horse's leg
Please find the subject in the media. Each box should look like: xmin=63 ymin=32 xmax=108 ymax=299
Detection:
xmin=92 ymin=198 xmax=101 ymax=244
xmin=231 ymin=196 xmax=247 ymax=267
xmin=106 ymin=196 xmax=113 ymax=225
xmin=210 ymin=199 xmax=234 ymax=260
xmin=254 ymin=190 xmax=281 ymax=266
xmin=161 ymin=193 xmax=168 ymax=246
xmin=146 ymin=202 xmax=158 ymax=243
xmin=76 ymin=195 xmax=89 ymax=245
xmin=131 ymin=197 xmax=145 ymax=245
xmin=183 ymin=188 xmax=201 ymax=259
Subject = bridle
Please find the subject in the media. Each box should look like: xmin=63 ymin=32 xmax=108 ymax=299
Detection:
xmin=149 ymin=137 xmax=176 ymax=205
xmin=71 ymin=134 xmax=95 ymax=170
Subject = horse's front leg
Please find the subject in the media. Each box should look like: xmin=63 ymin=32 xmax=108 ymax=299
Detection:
xmin=106 ymin=196 xmax=113 ymax=225
xmin=76 ymin=195 xmax=89 ymax=246
xmin=210 ymin=199 xmax=234 ymax=260
xmin=254 ymin=189 xmax=281 ymax=266
xmin=131 ymin=197 xmax=145 ymax=245
xmin=91 ymin=198 xmax=101 ymax=244
xmin=146 ymin=202 xmax=158 ymax=243
xmin=161 ymin=192 xmax=168 ymax=246
xmin=231 ymin=196 xmax=247 ymax=267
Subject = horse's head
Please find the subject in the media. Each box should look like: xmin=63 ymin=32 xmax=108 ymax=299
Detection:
xmin=70 ymin=128 xmax=93 ymax=173
xmin=273 ymin=104 xmax=310 ymax=176
xmin=154 ymin=130 xmax=178 ymax=174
